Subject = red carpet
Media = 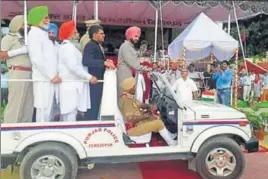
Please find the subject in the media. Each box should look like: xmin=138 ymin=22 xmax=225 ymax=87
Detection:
xmin=139 ymin=160 xmax=201 ymax=179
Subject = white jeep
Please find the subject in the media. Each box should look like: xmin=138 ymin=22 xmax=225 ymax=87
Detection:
xmin=1 ymin=72 xmax=259 ymax=179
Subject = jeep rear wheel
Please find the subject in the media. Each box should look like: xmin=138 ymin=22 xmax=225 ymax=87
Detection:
xmin=196 ymin=136 xmax=245 ymax=179
xmin=19 ymin=142 xmax=78 ymax=179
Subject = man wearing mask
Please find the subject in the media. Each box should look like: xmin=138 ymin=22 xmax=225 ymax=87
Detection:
xmin=27 ymin=6 xmax=62 ymax=122
xmin=82 ymin=25 xmax=115 ymax=120
xmin=116 ymin=26 xmax=149 ymax=97
xmin=212 ymin=61 xmax=233 ymax=106
xmin=58 ymin=20 xmax=98 ymax=122
xmin=1 ymin=15 xmax=34 ymax=123
xmin=80 ymin=19 xmax=101 ymax=52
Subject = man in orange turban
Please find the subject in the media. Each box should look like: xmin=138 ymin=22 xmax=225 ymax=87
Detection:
xmin=116 ymin=26 xmax=149 ymax=99
xmin=58 ymin=20 xmax=98 ymax=122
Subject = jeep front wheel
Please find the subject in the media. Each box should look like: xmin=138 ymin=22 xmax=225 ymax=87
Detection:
xmin=195 ymin=136 xmax=245 ymax=179
xmin=19 ymin=142 xmax=78 ymax=179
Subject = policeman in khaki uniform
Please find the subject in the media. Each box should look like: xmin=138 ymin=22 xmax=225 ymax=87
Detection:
xmin=1 ymin=15 xmax=34 ymax=123
xmin=80 ymin=19 xmax=101 ymax=52
xmin=119 ymin=77 xmax=177 ymax=146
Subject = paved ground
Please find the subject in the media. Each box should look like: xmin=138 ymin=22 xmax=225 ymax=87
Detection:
xmin=77 ymin=153 xmax=268 ymax=179
xmin=2 ymin=152 xmax=267 ymax=179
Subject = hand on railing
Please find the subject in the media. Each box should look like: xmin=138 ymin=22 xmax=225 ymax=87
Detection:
xmin=89 ymin=76 xmax=98 ymax=84
xmin=51 ymin=76 xmax=62 ymax=84
xmin=105 ymin=59 xmax=116 ymax=70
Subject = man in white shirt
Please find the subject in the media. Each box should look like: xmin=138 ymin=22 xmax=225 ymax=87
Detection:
xmin=241 ymin=73 xmax=251 ymax=101
xmin=172 ymin=68 xmax=198 ymax=102
xmin=27 ymin=6 xmax=62 ymax=122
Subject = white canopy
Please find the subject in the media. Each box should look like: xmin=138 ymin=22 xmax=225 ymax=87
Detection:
xmin=168 ymin=12 xmax=239 ymax=62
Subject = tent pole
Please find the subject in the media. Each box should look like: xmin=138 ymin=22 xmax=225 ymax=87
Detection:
xmin=72 ymin=1 xmax=78 ymax=24
xmin=24 ymin=0 xmax=28 ymax=45
xmin=159 ymin=2 xmax=165 ymax=69
xmin=153 ymin=8 xmax=158 ymax=63
xmin=94 ymin=0 xmax=99 ymax=20
xmin=159 ymin=2 xmax=164 ymax=54
xmin=232 ymin=1 xmax=248 ymax=74
xmin=228 ymin=11 xmax=231 ymax=35
xmin=233 ymin=48 xmax=239 ymax=109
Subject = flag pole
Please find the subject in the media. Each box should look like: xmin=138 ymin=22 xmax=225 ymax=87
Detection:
xmin=233 ymin=1 xmax=248 ymax=74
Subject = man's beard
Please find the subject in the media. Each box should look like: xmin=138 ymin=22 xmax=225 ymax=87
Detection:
xmin=39 ymin=22 xmax=49 ymax=30
xmin=49 ymin=36 xmax=57 ymax=43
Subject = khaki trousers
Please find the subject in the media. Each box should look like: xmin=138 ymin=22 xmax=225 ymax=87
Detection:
xmin=127 ymin=117 xmax=165 ymax=136
xmin=4 ymin=70 xmax=34 ymax=123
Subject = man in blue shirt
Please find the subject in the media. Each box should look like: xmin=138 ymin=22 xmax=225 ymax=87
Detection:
xmin=212 ymin=61 xmax=233 ymax=106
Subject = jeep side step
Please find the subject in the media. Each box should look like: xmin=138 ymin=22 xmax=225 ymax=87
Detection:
xmin=82 ymin=152 xmax=194 ymax=164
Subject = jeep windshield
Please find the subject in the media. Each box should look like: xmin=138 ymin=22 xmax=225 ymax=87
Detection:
xmin=150 ymin=72 xmax=184 ymax=110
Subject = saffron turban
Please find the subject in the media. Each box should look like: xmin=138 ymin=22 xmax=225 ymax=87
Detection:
xmin=28 ymin=6 xmax=49 ymax=25
xmin=125 ymin=26 xmax=141 ymax=40
xmin=46 ymin=23 xmax=58 ymax=37
xmin=59 ymin=20 xmax=75 ymax=41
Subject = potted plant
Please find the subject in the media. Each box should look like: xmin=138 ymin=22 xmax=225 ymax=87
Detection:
xmin=246 ymin=112 xmax=265 ymax=140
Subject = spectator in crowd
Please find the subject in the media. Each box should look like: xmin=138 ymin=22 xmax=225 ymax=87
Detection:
xmin=172 ymin=68 xmax=198 ymax=102
xmin=119 ymin=77 xmax=177 ymax=146
xmin=241 ymin=72 xmax=251 ymax=101
xmin=262 ymin=72 xmax=268 ymax=101
xmin=188 ymin=63 xmax=203 ymax=89
xmin=82 ymin=25 xmax=115 ymax=120
xmin=80 ymin=20 xmax=101 ymax=52
xmin=27 ymin=6 xmax=62 ymax=122
xmin=116 ymin=26 xmax=149 ymax=98
xmin=253 ymin=74 xmax=263 ymax=102
xmin=249 ymin=71 xmax=255 ymax=84
xmin=168 ymin=62 xmax=181 ymax=86
xmin=208 ymin=63 xmax=217 ymax=89
xmin=212 ymin=60 xmax=233 ymax=106
xmin=58 ymin=20 xmax=98 ymax=122
xmin=1 ymin=15 xmax=34 ymax=123
xmin=1 ymin=63 xmax=8 ymax=104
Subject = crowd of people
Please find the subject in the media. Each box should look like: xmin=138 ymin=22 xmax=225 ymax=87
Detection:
xmin=1 ymin=5 xmax=267 ymax=145
xmin=239 ymin=70 xmax=268 ymax=102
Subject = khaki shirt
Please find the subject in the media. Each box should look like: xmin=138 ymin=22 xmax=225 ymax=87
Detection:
xmin=119 ymin=92 xmax=142 ymax=123
xmin=1 ymin=34 xmax=31 ymax=67
xmin=80 ymin=33 xmax=90 ymax=52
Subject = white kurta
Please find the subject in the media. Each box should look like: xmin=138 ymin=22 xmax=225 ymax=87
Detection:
xmin=58 ymin=40 xmax=92 ymax=114
xmin=28 ymin=26 xmax=58 ymax=109
xmin=136 ymin=73 xmax=146 ymax=102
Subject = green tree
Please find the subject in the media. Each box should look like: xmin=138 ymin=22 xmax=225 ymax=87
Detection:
xmin=224 ymin=14 xmax=268 ymax=58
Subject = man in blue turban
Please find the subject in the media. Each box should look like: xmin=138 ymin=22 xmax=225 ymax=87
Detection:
xmin=46 ymin=23 xmax=58 ymax=42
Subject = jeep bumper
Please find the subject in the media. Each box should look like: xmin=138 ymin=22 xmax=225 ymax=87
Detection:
xmin=1 ymin=154 xmax=18 ymax=169
xmin=245 ymin=137 xmax=259 ymax=153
